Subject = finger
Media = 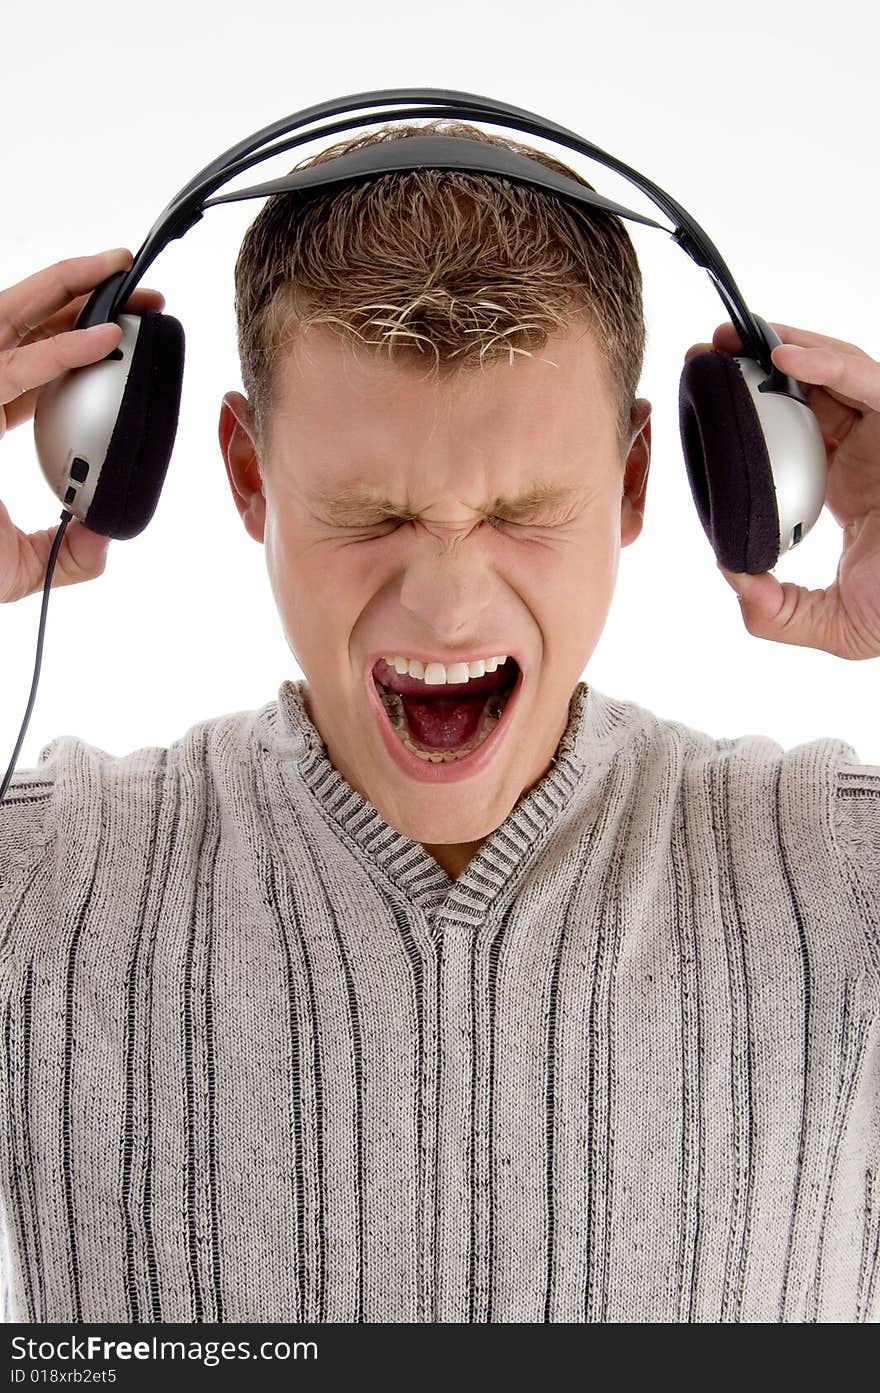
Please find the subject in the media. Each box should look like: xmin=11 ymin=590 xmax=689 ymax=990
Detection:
xmin=122 ymin=286 xmax=166 ymax=314
xmin=0 ymin=322 xmax=122 ymax=407
xmin=0 ymin=248 xmax=133 ymax=351
xmin=770 ymin=342 xmax=880 ymax=413
xmin=709 ymin=322 xmax=745 ymax=354
xmin=717 ymin=564 xmax=840 ymax=654
xmin=2 ymin=292 xmax=167 ymax=433
xmin=762 ymin=322 xmax=872 ymax=358
xmin=683 ymin=341 xmax=714 ymax=364
xmin=709 ymin=319 xmax=873 ymax=361
xmin=0 ymin=502 xmax=111 ymax=603
xmin=19 ymin=285 xmax=167 ymax=346
xmin=0 ymin=384 xmax=40 ymax=436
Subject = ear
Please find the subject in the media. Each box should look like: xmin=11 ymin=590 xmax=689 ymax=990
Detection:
xmin=218 ymin=391 xmax=266 ymax=544
xmin=620 ymin=398 xmax=651 ymax=548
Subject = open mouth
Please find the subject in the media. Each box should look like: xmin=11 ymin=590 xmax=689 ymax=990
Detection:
xmin=371 ymin=657 xmax=521 ymax=764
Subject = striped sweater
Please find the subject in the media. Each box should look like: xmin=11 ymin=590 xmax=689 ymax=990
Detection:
xmin=0 ymin=677 xmax=878 ymax=1324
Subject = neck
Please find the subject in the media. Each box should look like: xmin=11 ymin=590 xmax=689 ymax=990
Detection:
xmin=420 ymin=839 xmax=487 ymax=881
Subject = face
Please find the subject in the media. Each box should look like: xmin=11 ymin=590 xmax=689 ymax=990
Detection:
xmin=219 ymin=319 xmax=651 ymax=871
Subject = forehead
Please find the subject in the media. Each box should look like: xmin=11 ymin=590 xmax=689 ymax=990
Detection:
xmin=267 ymin=319 xmax=618 ymax=503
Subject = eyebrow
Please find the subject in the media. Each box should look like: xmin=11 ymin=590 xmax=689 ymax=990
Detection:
xmin=309 ymin=479 xmax=583 ymax=525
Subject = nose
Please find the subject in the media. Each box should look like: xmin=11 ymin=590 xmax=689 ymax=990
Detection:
xmin=397 ymin=522 xmax=495 ymax=639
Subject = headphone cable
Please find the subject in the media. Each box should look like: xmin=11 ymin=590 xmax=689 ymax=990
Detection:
xmin=0 ymin=509 xmax=73 ymax=804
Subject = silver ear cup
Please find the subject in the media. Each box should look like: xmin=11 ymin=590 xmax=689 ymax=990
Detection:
xmin=32 ymin=313 xmax=143 ymax=524
xmin=733 ymin=356 xmax=828 ymax=559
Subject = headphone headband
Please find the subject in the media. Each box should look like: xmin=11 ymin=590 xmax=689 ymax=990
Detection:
xmin=202 ymin=135 xmax=665 ymax=229
xmin=78 ymin=86 xmax=778 ymax=374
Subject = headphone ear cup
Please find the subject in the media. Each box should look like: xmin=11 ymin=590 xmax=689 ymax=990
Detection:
xmin=85 ymin=310 xmax=185 ymax=541
xmin=678 ymin=349 xmax=780 ymax=574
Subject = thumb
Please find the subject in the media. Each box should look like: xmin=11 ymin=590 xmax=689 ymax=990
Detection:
xmin=717 ymin=563 xmax=792 ymax=639
xmin=59 ymin=517 xmax=112 ymax=577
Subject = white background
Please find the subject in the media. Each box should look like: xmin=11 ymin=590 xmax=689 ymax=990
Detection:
xmin=2 ymin=0 xmax=878 ymax=773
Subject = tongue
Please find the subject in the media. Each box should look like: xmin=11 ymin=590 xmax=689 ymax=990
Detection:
xmin=402 ymin=691 xmax=488 ymax=750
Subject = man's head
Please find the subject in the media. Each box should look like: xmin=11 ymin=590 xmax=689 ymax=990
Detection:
xmin=218 ymin=120 xmax=651 ymax=859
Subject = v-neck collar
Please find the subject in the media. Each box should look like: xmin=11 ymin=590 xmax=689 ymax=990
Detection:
xmin=262 ymin=676 xmax=640 ymax=926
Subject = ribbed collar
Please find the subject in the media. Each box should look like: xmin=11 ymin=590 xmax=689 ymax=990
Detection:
xmin=264 ymin=677 xmax=643 ymax=926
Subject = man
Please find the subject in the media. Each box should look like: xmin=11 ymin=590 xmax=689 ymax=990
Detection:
xmin=1 ymin=121 xmax=878 ymax=1324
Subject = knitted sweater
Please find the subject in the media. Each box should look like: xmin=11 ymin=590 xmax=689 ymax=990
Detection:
xmin=0 ymin=678 xmax=878 ymax=1325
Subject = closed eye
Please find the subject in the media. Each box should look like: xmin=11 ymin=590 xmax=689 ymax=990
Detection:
xmin=335 ymin=515 xmax=551 ymax=535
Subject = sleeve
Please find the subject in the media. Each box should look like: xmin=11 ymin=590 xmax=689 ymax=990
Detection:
xmin=833 ymin=760 xmax=880 ymax=913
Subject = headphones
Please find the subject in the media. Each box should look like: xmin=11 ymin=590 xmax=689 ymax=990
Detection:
xmin=1 ymin=87 xmax=828 ymax=804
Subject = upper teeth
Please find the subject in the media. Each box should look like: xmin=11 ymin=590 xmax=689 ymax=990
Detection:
xmin=381 ymin=654 xmax=509 ymax=685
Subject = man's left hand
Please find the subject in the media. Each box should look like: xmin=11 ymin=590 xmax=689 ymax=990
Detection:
xmin=684 ymin=322 xmax=880 ymax=660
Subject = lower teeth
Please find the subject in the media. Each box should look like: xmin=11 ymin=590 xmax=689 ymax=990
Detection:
xmin=378 ymin=688 xmax=506 ymax=762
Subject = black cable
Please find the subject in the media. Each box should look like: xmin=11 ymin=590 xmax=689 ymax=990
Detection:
xmin=0 ymin=508 xmax=73 ymax=804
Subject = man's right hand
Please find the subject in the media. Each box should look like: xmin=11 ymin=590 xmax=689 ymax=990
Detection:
xmin=0 ymin=249 xmax=165 ymax=603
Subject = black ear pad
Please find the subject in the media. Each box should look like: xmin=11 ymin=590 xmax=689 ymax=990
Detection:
xmin=678 ymin=350 xmax=780 ymax=574
xmin=86 ymin=310 xmax=185 ymax=541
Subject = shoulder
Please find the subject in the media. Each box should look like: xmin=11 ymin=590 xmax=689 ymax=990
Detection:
xmin=601 ymin=687 xmax=878 ymax=841
xmin=628 ymin=691 xmax=880 ymax=918
xmin=597 ymin=687 xmax=862 ymax=786
xmin=0 ymin=696 xmax=274 ymax=895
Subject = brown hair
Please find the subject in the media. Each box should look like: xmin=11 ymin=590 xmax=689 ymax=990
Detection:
xmin=233 ymin=119 xmax=646 ymax=455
